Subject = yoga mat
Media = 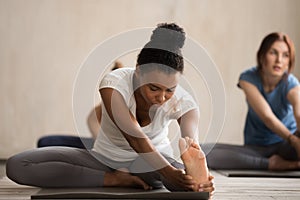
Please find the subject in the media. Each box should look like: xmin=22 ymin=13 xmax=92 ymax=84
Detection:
xmin=217 ymin=170 xmax=300 ymax=178
xmin=31 ymin=187 xmax=209 ymax=199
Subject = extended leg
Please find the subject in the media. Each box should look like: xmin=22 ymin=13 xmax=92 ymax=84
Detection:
xmin=201 ymin=143 xmax=269 ymax=169
xmin=6 ymin=147 xmax=109 ymax=187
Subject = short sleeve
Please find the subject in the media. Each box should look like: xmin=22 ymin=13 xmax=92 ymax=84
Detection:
xmin=99 ymin=69 xmax=132 ymax=104
xmin=169 ymin=86 xmax=198 ymax=120
xmin=237 ymin=67 xmax=260 ymax=89
xmin=286 ymin=74 xmax=300 ymax=92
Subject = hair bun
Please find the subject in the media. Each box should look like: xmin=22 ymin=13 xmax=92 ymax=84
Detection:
xmin=148 ymin=23 xmax=186 ymax=51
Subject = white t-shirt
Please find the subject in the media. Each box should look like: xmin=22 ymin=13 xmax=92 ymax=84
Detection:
xmin=93 ymin=68 xmax=198 ymax=162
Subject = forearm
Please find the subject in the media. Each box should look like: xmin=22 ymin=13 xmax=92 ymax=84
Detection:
xmin=287 ymin=86 xmax=300 ymax=131
xmin=124 ymin=134 xmax=175 ymax=172
xmin=294 ymin=114 xmax=300 ymax=132
xmin=263 ymin=115 xmax=292 ymax=140
xmin=178 ymin=109 xmax=199 ymax=142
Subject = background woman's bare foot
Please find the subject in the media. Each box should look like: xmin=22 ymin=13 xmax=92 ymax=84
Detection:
xmin=268 ymin=155 xmax=300 ymax=171
xmin=179 ymin=137 xmax=209 ymax=191
xmin=104 ymin=169 xmax=151 ymax=190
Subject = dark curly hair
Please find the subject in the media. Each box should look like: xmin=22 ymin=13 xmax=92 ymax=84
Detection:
xmin=137 ymin=23 xmax=186 ymax=74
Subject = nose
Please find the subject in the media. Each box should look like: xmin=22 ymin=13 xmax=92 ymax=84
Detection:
xmin=156 ymin=91 xmax=166 ymax=104
xmin=276 ymin=54 xmax=283 ymax=63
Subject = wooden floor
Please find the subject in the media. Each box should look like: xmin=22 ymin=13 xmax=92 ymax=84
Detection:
xmin=0 ymin=160 xmax=300 ymax=200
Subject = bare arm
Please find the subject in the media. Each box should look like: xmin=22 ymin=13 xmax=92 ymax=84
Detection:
xmin=286 ymin=86 xmax=300 ymax=154
xmin=239 ymin=80 xmax=292 ymax=140
xmin=287 ymin=86 xmax=300 ymax=131
xmin=177 ymin=108 xmax=200 ymax=142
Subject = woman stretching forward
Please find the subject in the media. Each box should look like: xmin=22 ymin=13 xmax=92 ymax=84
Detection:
xmin=6 ymin=23 xmax=213 ymax=193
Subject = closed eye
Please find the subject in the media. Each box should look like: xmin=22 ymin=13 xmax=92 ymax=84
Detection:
xmin=149 ymin=85 xmax=159 ymax=91
xmin=166 ymin=88 xmax=175 ymax=93
xmin=148 ymin=84 xmax=177 ymax=92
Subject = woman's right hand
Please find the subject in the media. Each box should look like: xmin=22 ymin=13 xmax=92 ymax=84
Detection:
xmin=160 ymin=165 xmax=195 ymax=191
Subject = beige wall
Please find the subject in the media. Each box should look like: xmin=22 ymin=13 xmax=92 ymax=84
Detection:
xmin=1 ymin=0 xmax=300 ymax=158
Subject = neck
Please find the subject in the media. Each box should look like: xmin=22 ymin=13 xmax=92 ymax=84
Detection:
xmin=260 ymin=71 xmax=283 ymax=93
xmin=134 ymin=89 xmax=150 ymax=111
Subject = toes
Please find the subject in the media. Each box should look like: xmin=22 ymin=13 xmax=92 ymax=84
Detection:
xmin=191 ymin=142 xmax=200 ymax=150
xmin=184 ymin=137 xmax=193 ymax=147
xmin=133 ymin=176 xmax=151 ymax=190
xmin=187 ymin=138 xmax=193 ymax=146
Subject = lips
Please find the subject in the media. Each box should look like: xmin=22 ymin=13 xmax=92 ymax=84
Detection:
xmin=273 ymin=66 xmax=281 ymax=72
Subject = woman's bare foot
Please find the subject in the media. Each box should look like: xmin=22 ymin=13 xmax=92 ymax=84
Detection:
xmin=103 ymin=168 xmax=151 ymax=190
xmin=179 ymin=137 xmax=209 ymax=191
xmin=268 ymin=155 xmax=300 ymax=171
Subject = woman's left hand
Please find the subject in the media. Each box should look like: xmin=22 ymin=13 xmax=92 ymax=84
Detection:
xmin=197 ymin=174 xmax=215 ymax=195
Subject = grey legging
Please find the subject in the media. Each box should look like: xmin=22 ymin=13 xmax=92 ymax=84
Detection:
xmin=6 ymin=146 xmax=185 ymax=190
xmin=202 ymin=138 xmax=298 ymax=170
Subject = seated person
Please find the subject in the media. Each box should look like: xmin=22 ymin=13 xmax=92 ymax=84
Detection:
xmin=6 ymin=23 xmax=214 ymax=194
xmin=203 ymin=32 xmax=300 ymax=171
xmin=37 ymin=61 xmax=123 ymax=149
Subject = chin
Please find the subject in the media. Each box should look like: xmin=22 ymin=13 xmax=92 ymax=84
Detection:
xmin=272 ymin=72 xmax=284 ymax=78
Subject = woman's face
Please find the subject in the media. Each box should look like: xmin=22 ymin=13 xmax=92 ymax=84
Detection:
xmin=262 ymin=41 xmax=290 ymax=78
xmin=136 ymin=69 xmax=180 ymax=106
